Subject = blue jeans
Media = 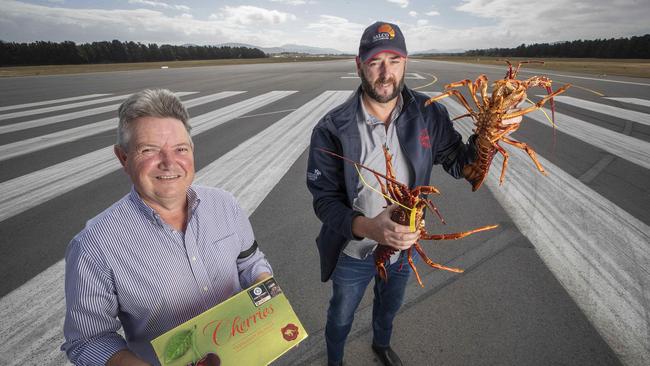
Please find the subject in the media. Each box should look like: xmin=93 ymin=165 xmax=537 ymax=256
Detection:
xmin=325 ymin=251 xmax=413 ymax=363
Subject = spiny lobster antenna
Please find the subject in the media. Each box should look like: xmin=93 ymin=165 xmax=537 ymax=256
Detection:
xmin=315 ymin=147 xmax=409 ymax=190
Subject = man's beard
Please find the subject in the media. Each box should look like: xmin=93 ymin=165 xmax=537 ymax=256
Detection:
xmin=360 ymin=68 xmax=405 ymax=103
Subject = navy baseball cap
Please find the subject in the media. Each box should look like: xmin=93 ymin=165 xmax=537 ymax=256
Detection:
xmin=358 ymin=21 xmax=407 ymax=63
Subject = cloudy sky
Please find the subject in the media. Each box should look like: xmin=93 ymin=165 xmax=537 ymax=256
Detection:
xmin=1 ymin=0 xmax=649 ymax=53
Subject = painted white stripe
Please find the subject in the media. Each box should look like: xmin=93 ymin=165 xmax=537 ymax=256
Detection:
xmin=438 ymin=96 xmax=650 ymax=366
xmin=550 ymin=95 xmax=650 ymax=126
xmin=0 ymin=92 xmax=196 ymax=134
xmin=0 ymin=90 xmax=341 ymax=365
xmin=190 ymin=90 xmax=297 ymax=135
xmin=529 ymin=107 xmax=650 ymax=170
xmin=0 ymin=94 xmax=137 ymax=121
xmin=606 ymin=97 xmax=650 ymax=108
xmin=0 ymin=94 xmax=111 ymax=112
xmin=0 ymin=91 xmax=296 ymax=223
xmin=0 ymin=92 xmax=245 ymax=162
xmin=196 ymin=90 xmax=353 ymax=214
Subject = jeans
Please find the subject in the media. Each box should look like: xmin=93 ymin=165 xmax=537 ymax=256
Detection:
xmin=325 ymin=251 xmax=413 ymax=363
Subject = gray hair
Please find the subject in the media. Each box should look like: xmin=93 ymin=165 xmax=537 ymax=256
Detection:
xmin=117 ymin=89 xmax=191 ymax=150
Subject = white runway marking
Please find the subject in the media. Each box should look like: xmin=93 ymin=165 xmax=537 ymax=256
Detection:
xmin=438 ymin=96 xmax=650 ymax=366
xmin=605 ymin=97 xmax=650 ymax=108
xmin=0 ymin=94 xmax=139 ymax=121
xmin=0 ymin=91 xmax=245 ymax=162
xmin=0 ymin=93 xmax=111 ymax=112
xmin=0 ymin=91 xmax=296 ymax=223
xmin=0 ymin=92 xmax=197 ymax=134
xmin=196 ymin=90 xmax=352 ymax=214
xmin=551 ymin=95 xmax=650 ymax=126
xmin=0 ymin=90 xmax=342 ymax=365
xmin=528 ymin=107 xmax=650 ymax=170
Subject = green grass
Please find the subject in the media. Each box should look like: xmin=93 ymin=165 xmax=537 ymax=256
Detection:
xmin=0 ymin=56 xmax=348 ymax=77
xmin=413 ymin=56 xmax=650 ymax=78
xmin=2 ymin=55 xmax=649 ymax=78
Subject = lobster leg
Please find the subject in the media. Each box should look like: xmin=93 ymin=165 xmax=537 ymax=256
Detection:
xmin=494 ymin=142 xmax=510 ymax=185
xmin=452 ymin=113 xmax=474 ymax=122
xmin=420 ymin=224 xmax=498 ymax=240
xmin=476 ymin=75 xmax=490 ymax=107
xmin=413 ymin=243 xmax=464 ymax=273
xmin=411 ymin=185 xmax=441 ymax=196
xmin=406 ymin=247 xmax=424 ymax=287
xmin=424 ymin=198 xmax=446 ymax=224
xmin=425 ymin=90 xmax=476 ymax=119
xmin=501 ymin=136 xmax=547 ymax=175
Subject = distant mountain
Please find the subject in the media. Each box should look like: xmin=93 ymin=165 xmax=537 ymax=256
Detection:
xmin=214 ymin=42 xmax=346 ymax=55
xmin=412 ymin=48 xmax=466 ymax=55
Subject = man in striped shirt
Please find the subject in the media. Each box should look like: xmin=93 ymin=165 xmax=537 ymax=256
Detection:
xmin=61 ymin=89 xmax=273 ymax=365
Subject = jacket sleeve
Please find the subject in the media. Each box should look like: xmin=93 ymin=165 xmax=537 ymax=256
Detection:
xmin=306 ymin=122 xmax=363 ymax=240
xmin=429 ymin=102 xmax=478 ymax=179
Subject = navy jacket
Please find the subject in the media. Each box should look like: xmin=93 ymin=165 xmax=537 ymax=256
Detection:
xmin=306 ymin=86 xmax=477 ymax=282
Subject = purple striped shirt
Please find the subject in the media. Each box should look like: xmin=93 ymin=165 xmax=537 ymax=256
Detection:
xmin=61 ymin=185 xmax=273 ymax=365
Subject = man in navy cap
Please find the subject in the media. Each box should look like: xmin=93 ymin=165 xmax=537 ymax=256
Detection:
xmin=307 ymin=21 xmax=520 ymax=366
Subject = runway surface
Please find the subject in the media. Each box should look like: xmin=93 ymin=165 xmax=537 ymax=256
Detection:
xmin=0 ymin=59 xmax=648 ymax=365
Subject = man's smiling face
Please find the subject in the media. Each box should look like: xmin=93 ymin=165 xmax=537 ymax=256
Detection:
xmin=115 ymin=116 xmax=195 ymax=209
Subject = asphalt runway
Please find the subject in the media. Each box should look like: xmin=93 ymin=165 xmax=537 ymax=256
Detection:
xmin=0 ymin=59 xmax=648 ymax=365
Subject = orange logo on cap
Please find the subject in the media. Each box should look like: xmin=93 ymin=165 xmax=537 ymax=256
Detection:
xmin=377 ymin=24 xmax=395 ymax=39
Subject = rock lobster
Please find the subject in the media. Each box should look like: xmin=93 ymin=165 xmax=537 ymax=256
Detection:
xmin=425 ymin=60 xmax=571 ymax=191
xmin=316 ymin=146 xmax=497 ymax=287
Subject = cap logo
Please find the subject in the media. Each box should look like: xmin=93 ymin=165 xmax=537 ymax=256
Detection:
xmin=373 ymin=23 xmax=395 ymax=42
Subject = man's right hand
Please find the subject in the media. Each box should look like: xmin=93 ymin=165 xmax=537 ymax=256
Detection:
xmin=352 ymin=204 xmax=419 ymax=251
xmin=107 ymin=350 xmax=152 ymax=366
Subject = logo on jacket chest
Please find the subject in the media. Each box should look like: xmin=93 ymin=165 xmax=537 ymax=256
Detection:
xmin=419 ymin=128 xmax=431 ymax=148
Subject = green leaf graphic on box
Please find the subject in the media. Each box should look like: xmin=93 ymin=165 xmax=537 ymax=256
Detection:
xmin=164 ymin=328 xmax=193 ymax=363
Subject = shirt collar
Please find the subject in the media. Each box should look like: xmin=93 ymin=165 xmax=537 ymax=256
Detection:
xmin=358 ymin=93 xmax=403 ymax=127
xmin=128 ymin=185 xmax=201 ymax=226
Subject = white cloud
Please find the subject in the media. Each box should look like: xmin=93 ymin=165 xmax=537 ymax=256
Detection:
xmin=1 ymin=0 xmax=648 ymax=53
xmin=211 ymin=5 xmax=296 ymax=26
xmin=128 ymin=0 xmax=190 ymax=12
xmin=0 ymin=1 xmax=298 ymax=46
xmin=306 ymin=15 xmax=366 ymax=53
xmin=408 ymin=11 xmax=417 ymax=17
xmin=425 ymin=10 xmax=440 ymax=16
xmin=451 ymin=0 xmax=650 ymax=48
xmin=269 ymin=0 xmax=309 ymax=5
xmin=386 ymin=0 xmax=408 ymax=8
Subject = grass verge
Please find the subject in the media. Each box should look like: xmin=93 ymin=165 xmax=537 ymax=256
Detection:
xmin=413 ymin=56 xmax=650 ymax=78
xmin=2 ymin=56 xmax=649 ymax=79
xmin=0 ymin=56 xmax=348 ymax=77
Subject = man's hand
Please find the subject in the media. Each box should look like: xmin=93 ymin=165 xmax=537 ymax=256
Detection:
xmin=502 ymin=101 xmax=524 ymax=129
xmin=255 ymin=272 xmax=272 ymax=283
xmin=352 ymin=204 xmax=419 ymax=251
xmin=107 ymin=350 xmax=151 ymax=366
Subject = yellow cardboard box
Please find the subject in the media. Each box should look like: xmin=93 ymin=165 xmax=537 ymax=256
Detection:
xmin=151 ymin=277 xmax=307 ymax=365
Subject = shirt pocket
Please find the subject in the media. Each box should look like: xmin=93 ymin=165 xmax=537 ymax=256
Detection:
xmin=201 ymin=232 xmax=242 ymax=287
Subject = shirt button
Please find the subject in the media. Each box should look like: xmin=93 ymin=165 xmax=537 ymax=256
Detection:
xmin=192 ymin=256 xmax=196 ymax=261
xmin=203 ymin=286 xmax=209 ymax=292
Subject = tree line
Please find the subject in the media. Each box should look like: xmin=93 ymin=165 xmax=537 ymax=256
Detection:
xmin=465 ymin=34 xmax=650 ymax=59
xmin=0 ymin=40 xmax=267 ymax=66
